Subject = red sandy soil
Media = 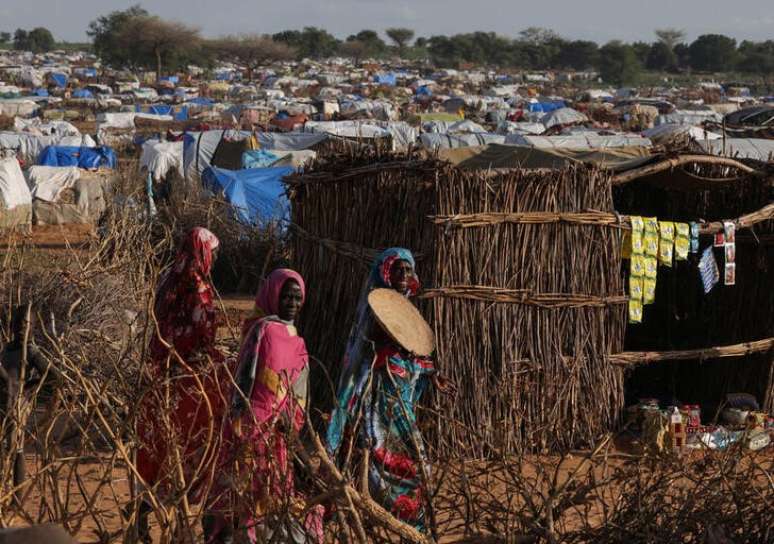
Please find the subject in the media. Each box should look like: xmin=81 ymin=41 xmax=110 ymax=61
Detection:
xmin=0 ymin=224 xmax=94 ymax=251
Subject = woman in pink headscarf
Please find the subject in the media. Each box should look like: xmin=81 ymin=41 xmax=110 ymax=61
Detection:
xmin=205 ymin=268 xmax=323 ymax=544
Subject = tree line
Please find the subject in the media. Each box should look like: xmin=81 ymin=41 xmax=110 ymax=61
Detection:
xmin=0 ymin=28 xmax=55 ymax=53
xmin=3 ymin=5 xmax=773 ymax=86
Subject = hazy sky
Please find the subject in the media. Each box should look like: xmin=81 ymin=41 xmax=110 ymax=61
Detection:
xmin=1 ymin=0 xmax=772 ymax=43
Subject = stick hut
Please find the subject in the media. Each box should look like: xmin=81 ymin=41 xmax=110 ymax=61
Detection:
xmin=286 ymin=147 xmax=773 ymax=456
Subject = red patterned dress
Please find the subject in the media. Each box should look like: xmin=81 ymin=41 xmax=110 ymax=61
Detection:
xmin=137 ymin=227 xmax=226 ymax=500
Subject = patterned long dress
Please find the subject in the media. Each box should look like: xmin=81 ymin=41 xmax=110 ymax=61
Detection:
xmin=136 ymin=227 xmax=226 ymax=499
xmin=327 ymin=247 xmax=434 ymax=531
xmin=207 ymin=268 xmax=323 ymax=544
xmin=365 ymin=344 xmax=435 ymax=528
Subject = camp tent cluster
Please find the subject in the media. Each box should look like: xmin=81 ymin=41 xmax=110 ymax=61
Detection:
xmin=1 ymin=43 xmax=772 ymax=455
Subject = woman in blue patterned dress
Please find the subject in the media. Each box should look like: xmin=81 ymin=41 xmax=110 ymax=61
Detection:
xmin=327 ymin=248 xmax=447 ymax=531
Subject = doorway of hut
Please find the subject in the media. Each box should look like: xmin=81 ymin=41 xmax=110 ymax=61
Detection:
xmin=612 ymin=164 xmax=774 ymax=421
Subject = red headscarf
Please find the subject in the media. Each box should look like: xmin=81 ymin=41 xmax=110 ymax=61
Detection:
xmin=179 ymin=227 xmax=220 ymax=277
xmin=154 ymin=227 xmax=219 ymax=326
xmin=242 ymin=268 xmax=305 ymax=335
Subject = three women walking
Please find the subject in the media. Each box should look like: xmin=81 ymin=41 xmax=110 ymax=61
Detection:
xmin=137 ymin=231 xmax=440 ymax=541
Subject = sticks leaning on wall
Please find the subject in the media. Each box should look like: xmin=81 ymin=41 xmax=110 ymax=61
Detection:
xmin=610 ymin=154 xmax=766 ymax=185
xmin=608 ymin=337 xmax=774 ymax=366
xmin=430 ymin=201 xmax=774 ymax=236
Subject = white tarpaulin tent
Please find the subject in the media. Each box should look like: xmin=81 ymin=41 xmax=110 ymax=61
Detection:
xmin=541 ymin=107 xmax=589 ymax=129
xmin=698 ymin=138 xmax=774 ymax=161
xmin=0 ymin=132 xmax=96 ymax=164
xmin=655 ymin=111 xmax=722 ymax=126
xmin=0 ymin=99 xmax=38 ymax=117
xmin=421 ymin=120 xmax=487 ymax=134
xmin=303 ymin=121 xmax=417 ymax=150
xmin=497 ymin=121 xmax=546 ymax=135
xmin=505 ymin=134 xmax=652 ymax=149
xmin=26 ymin=166 xmax=81 ymax=201
xmin=419 ymin=132 xmax=506 ymax=149
xmin=140 ymin=140 xmax=185 ymax=181
xmin=14 ymin=118 xmax=81 ymax=137
xmin=183 ymin=130 xmax=328 ymax=182
xmin=643 ymin=124 xmax=722 ymax=144
xmin=25 ymin=165 xmax=112 ymax=225
xmin=0 ymin=158 xmax=32 ymax=227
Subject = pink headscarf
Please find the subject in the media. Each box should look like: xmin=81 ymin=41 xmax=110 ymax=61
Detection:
xmin=242 ymin=268 xmax=306 ymax=334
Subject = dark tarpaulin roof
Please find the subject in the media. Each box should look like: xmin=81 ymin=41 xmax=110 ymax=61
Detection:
xmin=439 ymin=143 xmax=654 ymax=172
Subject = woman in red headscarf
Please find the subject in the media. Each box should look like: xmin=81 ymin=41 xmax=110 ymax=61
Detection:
xmin=134 ymin=227 xmax=226 ymax=541
xmin=205 ymin=268 xmax=323 ymax=544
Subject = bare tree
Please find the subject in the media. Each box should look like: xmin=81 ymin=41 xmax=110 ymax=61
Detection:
xmin=385 ymin=27 xmax=414 ymax=57
xmin=339 ymin=40 xmax=369 ymax=66
xmin=211 ymin=34 xmax=295 ymax=81
xmin=117 ymin=16 xmax=200 ymax=81
xmin=655 ymin=28 xmax=686 ymax=50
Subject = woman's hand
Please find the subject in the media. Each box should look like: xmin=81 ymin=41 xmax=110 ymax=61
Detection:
xmin=432 ymin=374 xmax=457 ymax=396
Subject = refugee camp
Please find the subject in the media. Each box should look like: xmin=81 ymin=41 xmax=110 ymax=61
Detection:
xmin=0 ymin=1 xmax=772 ymax=542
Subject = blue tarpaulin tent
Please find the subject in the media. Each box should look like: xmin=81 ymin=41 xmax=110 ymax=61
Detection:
xmin=526 ymin=100 xmax=566 ymax=113
xmin=187 ymin=97 xmax=214 ymax=106
xmin=74 ymin=68 xmax=97 ymax=78
xmin=72 ymin=88 xmax=94 ymax=99
xmin=242 ymin=149 xmax=279 ymax=169
xmin=38 ymin=146 xmax=117 ymax=169
xmin=33 ymin=88 xmax=49 ymax=97
xmin=50 ymin=73 xmax=68 ymax=88
xmin=159 ymin=76 xmax=179 ymax=84
xmin=374 ymin=73 xmax=397 ymax=86
xmin=202 ymin=165 xmax=294 ymax=225
xmin=136 ymin=104 xmax=189 ymax=120
xmin=137 ymin=104 xmax=171 ymax=115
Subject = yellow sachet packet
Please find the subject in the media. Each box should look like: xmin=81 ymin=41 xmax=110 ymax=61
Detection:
xmin=643 ymin=277 xmax=657 ymax=304
xmin=659 ymin=238 xmax=673 ymax=267
xmin=631 ymin=230 xmax=643 ymax=254
xmin=630 ymin=215 xmax=644 ymax=232
xmin=644 ymin=232 xmax=659 ymax=257
xmin=644 ymin=255 xmax=658 ymax=278
xmin=674 ymin=222 xmax=689 ymax=261
xmin=629 ymin=276 xmax=643 ymax=300
xmin=630 ymin=254 xmax=645 ymax=276
xmin=643 ymin=217 xmax=658 ymax=233
xmin=674 ymin=236 xmax=689 ymax=261
xmin=659 ymin=221 xmax=675 ymax=241
xmin=629 ymin=299 xmax=643 ymax=323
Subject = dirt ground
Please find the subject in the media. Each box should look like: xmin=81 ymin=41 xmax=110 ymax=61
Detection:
xmin=0 ymin=224 xmax=95 ymax=250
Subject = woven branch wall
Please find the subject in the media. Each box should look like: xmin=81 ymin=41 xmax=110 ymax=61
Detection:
xmin=431 ymin=166 xmax=626 ymax=455
xmin=288 ymin=152 xmax=627 ymax=455
xmin=288 ymin=152 xmax=439 ymax=417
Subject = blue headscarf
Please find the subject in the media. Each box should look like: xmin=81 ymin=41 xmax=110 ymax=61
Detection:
xmin=326 ymin=248 xmax=418 ymax=455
